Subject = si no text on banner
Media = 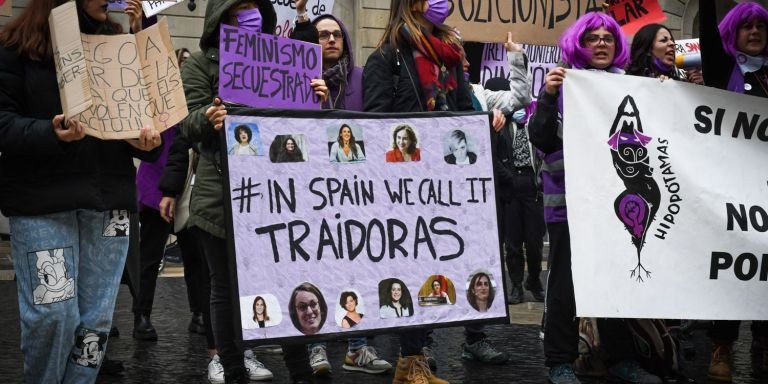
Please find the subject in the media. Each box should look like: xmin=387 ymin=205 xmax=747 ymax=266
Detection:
xmin=272 ymin=0 xmax=336 ymax=38
xmin=563 ymin=70 xmax=768 ymax=320
xmin=219 ymin=25 xmax=323 ymax=110
xmin=222 ymin=111 xmax=507 ymax=343
xmin=605 ymin=0 xmax=666 ymax=36
xmin=445 ymin=0 xmax=604 ymax=45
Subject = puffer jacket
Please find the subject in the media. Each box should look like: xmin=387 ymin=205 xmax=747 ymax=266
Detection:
xmin=180 ymin=0 xmax=276 ymax=238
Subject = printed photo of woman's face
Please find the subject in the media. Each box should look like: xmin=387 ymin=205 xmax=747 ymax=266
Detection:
xmin=344 ymin=295 xmax=357 ymax=312
xmin=396 ymin=129 xmax=410 ymax=150
xmin=238 ymin=129 xmax=250 ymax=144
xmin=473 ymin=275 xmax=490 ymax=301
xmin=295 ymin=290 xmax=322 ymax=334
xmin=391 ymin=282 xmax=402 ymax=301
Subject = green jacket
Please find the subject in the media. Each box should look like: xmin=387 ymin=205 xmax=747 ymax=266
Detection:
xmin=180 ymin=0 xmax=276 ymax=238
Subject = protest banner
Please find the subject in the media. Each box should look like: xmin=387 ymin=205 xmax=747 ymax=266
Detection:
xmin=0 ymin=0 xmax=11 ymax=17
xmin=445 ymin=0 xmax=604 ymax=45
xmin=479 ymin=43 xmax=561 ymax=99
xmin=563 ymin=70 xmax=768 ymax=320
xmin=219 ymin=25 xmax=322 ymax=110
xmin=76 ymin=18 xmax=188 ymax=139
xmin=605 ymin=0 xmax=666 ymax=36
xmin=49 ymin=1 xmax=91 ymax=117
xmin=142 ymin=1 xmax=182 ymax=18
xmin=675 ymin=38 xmax=700 ymax=55
xmin=221 ymin=109 xmax=507 ymax=343
xmin=272 ymin=0 xmax=335 ymax=37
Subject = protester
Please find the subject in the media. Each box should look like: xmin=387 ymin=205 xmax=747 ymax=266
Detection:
xmin=179 ymin=0 xmax=328 ymax=383
xmin=363 ymin=0 xmax=504 ymax=382
xmin=699 ymin=1 xmax=768 ymax=381
xmin=626 ymin=23 xmax=703 ymax=83
xmin=290 ymin=0 xmax=391 ymax=375
xmin=0 ymin=0 xmax=161 ymax=382
xmin=529 ymin=12 xmax=663 ymax=384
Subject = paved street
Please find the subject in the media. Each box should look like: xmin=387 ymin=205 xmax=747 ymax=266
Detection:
xmin=0 ymin=274 xmax=766 ymax=383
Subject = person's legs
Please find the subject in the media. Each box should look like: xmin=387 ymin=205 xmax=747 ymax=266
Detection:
xmin=63 ymin=209 xmax=130 ymax=384
xmin=177 ymin=228 xmax=208 ymax=334
xmin=503 ymin=194 xmax=525 ymax=304
xmin=520 ymin=175 xmax=545 ymax=300
xmin=196 ymin=228 xmax=246 ymax=377
xmin=343 ymin=336 xmax=392 ymax=374
xmin=462 ymin=324 xmax=509 ymax=364
xmin=394 ymin=330 xmax=448 ymax=384
xmin=308 ymin=341 xmax=331 ymax=375
xmin=133 ymin=209 xmax=170 ymax=339
xmin=543 ymin=222 xmax=580 ymax=383
xmin=283 ymin=344 xmax=313 ymax=382
xmin=10 ymin=211 xmax=81 ymax=384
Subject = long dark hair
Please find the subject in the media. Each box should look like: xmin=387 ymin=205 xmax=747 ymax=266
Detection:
xmin=336 ymin=124 xmax=360 ymax=160
xmin=392 ymin=124 xmax=418 ymax=155
xmin=252 ymin=296 xmax=270 ymax=322
xmin=627 ymin=24 xmax=681 ymax=80
xmin=377 ymin=0 xmax=459 ymax=51
xmin=467 ymin=272 xmax=495 ymax=311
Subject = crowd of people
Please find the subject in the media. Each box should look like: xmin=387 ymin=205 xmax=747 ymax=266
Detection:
xmin=0 ymin=0 xmax=766 ymax=384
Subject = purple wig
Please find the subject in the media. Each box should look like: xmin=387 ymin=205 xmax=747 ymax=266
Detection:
xmin=559 ymin=12 xmax=629 ymax=70
xmin=719 ymin=2 xmax=768 ymax=58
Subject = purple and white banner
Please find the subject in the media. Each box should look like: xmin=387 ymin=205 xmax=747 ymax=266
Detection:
xmin=223 ymin=111 xmax=507 ymax=341
xmin=219 ymin=25 xmax=322 ymax=110
xmin=480 ymin=43 xmax=562 ymax=99
xmin=564 ymin=70 xmax=768 ymax=320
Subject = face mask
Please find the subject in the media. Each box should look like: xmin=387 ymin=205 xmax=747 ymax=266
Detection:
xmin=237 ymin=8 xmax=262 ymax=33
xmin=423 ymin=0 xmax=450 ymax=26
xmin=512 ymin=109 xmax=527 ymax=123
xmin=463 ymin=72 xmax=470 ymax=83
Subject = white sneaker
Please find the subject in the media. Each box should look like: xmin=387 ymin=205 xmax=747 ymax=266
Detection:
xmin=342 ymin=346 xmax=392 ymax=374
xmin=207 ymin=355 xmax=224 ymax=384
xmin=244 ymin=349 xmax=274 ymax=381
xmin=309 ymin=345 xmax=332 ymax=376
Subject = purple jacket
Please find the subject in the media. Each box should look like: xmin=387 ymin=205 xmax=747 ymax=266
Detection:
xmin=136 ymin=127 xmax=176 ymax=211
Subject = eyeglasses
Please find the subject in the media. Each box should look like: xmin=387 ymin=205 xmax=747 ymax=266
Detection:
xmin=295 ymin=301 xmax=318 ymax=312
xmin=583 ymin=34 xmax=616 ymax=47
xmin=318 ymin=30 xmax=343 ymax=41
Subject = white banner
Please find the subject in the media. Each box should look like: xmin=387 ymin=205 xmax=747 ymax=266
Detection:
xmin=563 ymin=70 xmax=768 ymax=320
xmin=272 ymin=0 xmax=335 ymax=37
xmin=141 ymin=1 xmax=182 ymax=18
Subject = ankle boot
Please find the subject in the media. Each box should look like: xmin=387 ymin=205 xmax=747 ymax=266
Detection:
xmin=708 ymin=341 xmax=733 ymax=382
xmin=133 ymin=314 xmax=158 ymax=341
xmin=393 ymin=355 xmax=449 ymax=384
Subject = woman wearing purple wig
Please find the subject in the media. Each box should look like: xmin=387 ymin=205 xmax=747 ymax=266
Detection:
xmin=699 ymin=1 xmax=768 ymax=381
xmin=528 ymin=12 xmax=663 ymax=384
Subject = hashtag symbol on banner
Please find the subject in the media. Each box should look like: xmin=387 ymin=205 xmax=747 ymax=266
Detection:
xmin=232 ymin=177 xmax=262 ymax=213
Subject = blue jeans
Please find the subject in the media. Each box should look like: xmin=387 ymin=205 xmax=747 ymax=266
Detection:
xmin=11 ymin=209 xmax=129 ymax=384
xmin=310 ymin=337 xmax=367 ymax=353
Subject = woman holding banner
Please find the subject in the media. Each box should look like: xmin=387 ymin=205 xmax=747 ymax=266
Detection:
xmin=529 ymin=12 xmax=664 ymax=384
xmin=699 ymin=1 xmax=768 ymax=381
xmin=362 ymin=1 xmax=506 ymax=382
xmin=179 ymin=0 xmax=328 ymax=383
xmin=0 ymin=0 xmax=162 ymax=382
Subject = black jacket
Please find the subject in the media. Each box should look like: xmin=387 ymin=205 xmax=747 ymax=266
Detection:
xmin=158 ymin=134 xmax=194 ymax=197
xmin=362 ymin=42 xmax=474 ymax=113
xmin=0 ymin=43 xmax=160 ymax=216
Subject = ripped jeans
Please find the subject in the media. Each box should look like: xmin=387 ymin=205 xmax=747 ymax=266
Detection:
xmin=11 ymin=209 xmax=129 ymax=384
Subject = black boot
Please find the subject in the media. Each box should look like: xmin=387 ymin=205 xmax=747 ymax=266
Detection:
xmin=525 ymin=278 xmax=545 ymax=302
xmin=508 ymin=283 xmax=524 ymax=305
xmin=188 ymin=312 xmax=205 ymax=334
xmin=133 ymin=314 xmax=158 ymax=341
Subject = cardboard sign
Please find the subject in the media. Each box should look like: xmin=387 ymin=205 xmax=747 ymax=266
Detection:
xmin=49 ymin=2 xmax=91 ymax=117
xmin=0 ymin=0 xmax=12 ymax=17
xmin=272 ymin=0 xmax=335 ymax=37
xmin=142 ymin=1 xmax=183 ymax=18
xmin=480 ymin=43 xmax=561 ymax=99
xmin=445 ymin=0 xmax=604 ymax=45
xmin=223 ymin=111 xmax=507 ymax=343
xmin=75 ymin=18 xmax=187 ymax=139
xmin=219 ymin=25 xmax=322 ymax=110
xmin=563 ymin=70 xmax=768 ymax=320
xmin=606 ymin=0 xmax=666 ymax=36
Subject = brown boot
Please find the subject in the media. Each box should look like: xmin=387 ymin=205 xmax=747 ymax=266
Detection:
xmin=392 ymin=355 xmax=449 ymax=384
xmin=708 ymin=342 xmax=733 ymax=382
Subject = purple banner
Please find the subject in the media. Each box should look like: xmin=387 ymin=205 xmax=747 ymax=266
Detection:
xmin=224 ymin=112 xmax=506 ymax=342
xmin=218 ymin=25 xmax=322 ymax=110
